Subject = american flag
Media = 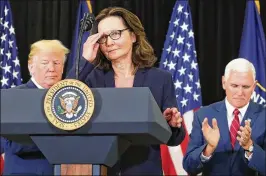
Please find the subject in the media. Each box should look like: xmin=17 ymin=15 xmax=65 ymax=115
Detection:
xmin=159 ymin=0 xmax=202 ymax=175
xmin=0 ymin=0 xmax=22 ymax=89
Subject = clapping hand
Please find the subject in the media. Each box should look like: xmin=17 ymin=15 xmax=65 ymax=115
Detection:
xmin=202 ymin=118 xmax=220 ymax=156
xmin=237 ymin=120 xmax=253 ymax=150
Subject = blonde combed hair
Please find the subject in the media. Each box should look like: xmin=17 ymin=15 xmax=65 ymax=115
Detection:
xmin=28 ymin=40 xmax=69 ymax=64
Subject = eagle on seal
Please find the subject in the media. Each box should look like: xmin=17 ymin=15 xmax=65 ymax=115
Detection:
xmin=59 ymin=95 xmax=80 ymax=119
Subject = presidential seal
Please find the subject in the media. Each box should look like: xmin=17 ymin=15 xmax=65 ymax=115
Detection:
xmin=44 ymin=79 xmax=94 ymax=131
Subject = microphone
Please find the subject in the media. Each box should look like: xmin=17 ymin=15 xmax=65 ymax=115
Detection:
xmin=80 ymin=13 xmax=95 ymax=32
xmin=75 ymin=13 xmax=95 ymax=79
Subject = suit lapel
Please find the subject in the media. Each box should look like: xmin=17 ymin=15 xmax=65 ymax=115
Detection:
xmin=241 ymin=101 xmax=259 ymax=128
xmin=104 ymin=70 xmax=115 ymax=88
xmin=215 ymin=101 xmax=232 ymax=151
xmin=133 ymin=68 xmax=146 ymax=87
xmin=26 ymin=79 xmax=38 ymax=88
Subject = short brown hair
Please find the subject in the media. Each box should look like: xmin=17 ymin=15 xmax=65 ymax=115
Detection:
xmin=92 ymin=7 xmax=157 ymax=71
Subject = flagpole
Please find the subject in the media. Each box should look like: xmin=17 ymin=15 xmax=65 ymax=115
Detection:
xmin=75 ymin=13 xmax=95 ymax=79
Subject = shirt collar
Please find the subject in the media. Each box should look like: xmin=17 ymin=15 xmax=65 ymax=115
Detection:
xmin=31 ymin=77 xmax=45 ymax=89
xmin=225 ymin=97 xmax=249 ymax=117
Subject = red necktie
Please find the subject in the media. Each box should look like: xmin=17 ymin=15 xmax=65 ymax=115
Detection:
xmin=230 ymin=109 xmax=240 ymax=149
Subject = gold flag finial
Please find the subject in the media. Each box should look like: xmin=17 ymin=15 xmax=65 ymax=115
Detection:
xmin=87 ymin=0 xmax=93 ymax=13
xmin=255 ymin=0 xmax=260 ymax=14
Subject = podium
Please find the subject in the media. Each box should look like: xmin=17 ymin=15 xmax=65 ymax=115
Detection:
xmin=1 ymin=87 xmax=172 ymax=175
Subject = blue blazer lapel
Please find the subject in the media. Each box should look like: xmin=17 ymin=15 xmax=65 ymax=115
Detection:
xmin=241 ymin=101 xmax=260 ymax=128
xmin=104 ymin=70 xmax=115 ymax=87
xmin=133 ymin=68 xmax=146 ymax=87
xmin=215 ymin=101 xmax=232 ymax=151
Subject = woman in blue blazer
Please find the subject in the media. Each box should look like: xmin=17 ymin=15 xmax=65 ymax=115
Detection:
xmin=72 ymin=7 xmax=186 ymax=175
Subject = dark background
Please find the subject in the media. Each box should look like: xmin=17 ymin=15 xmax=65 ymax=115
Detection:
xmin=9 ymin=0 xmax=266 ymax=106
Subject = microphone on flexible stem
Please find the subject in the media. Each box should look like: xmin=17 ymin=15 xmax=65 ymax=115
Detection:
xmin=75 ymin=13 xmax=95 ymax=79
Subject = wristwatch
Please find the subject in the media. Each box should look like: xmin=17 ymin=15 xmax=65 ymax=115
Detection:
xmin=245 ymin=143 xmax=254 ymax=153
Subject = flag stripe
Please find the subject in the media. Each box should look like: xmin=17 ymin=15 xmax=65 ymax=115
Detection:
xmin=180 ymin=116 xmax=190 ymax=155
xmin=161 ymin=145 xmax=178 ymax=175
xmin=168 ymin=146 xmax=186 ymax=175
xmin=0 ymin=155 xmax=3 ymax=175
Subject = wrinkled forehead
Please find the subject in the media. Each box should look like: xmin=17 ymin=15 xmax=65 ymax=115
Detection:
xmin=98 ymin=16 xmax=127 ymax=33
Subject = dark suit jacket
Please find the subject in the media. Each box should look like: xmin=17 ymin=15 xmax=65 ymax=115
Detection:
xmin=1 ymin=80 xmax=54 ymax=175
xmin=183 ymin=100 xmax=266 ymax=176
xmin=69 ymin=61 xmax=186 ymax=175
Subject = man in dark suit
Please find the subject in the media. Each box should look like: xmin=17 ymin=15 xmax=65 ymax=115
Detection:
xmin=1 ymin=39 xmax=69 ymax=175
xmin=183 ymin=58 xmax=266 ymax=175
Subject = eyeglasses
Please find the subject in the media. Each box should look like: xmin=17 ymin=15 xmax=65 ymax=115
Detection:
xmin=97 ymin=28 xmax=129 ymax=44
